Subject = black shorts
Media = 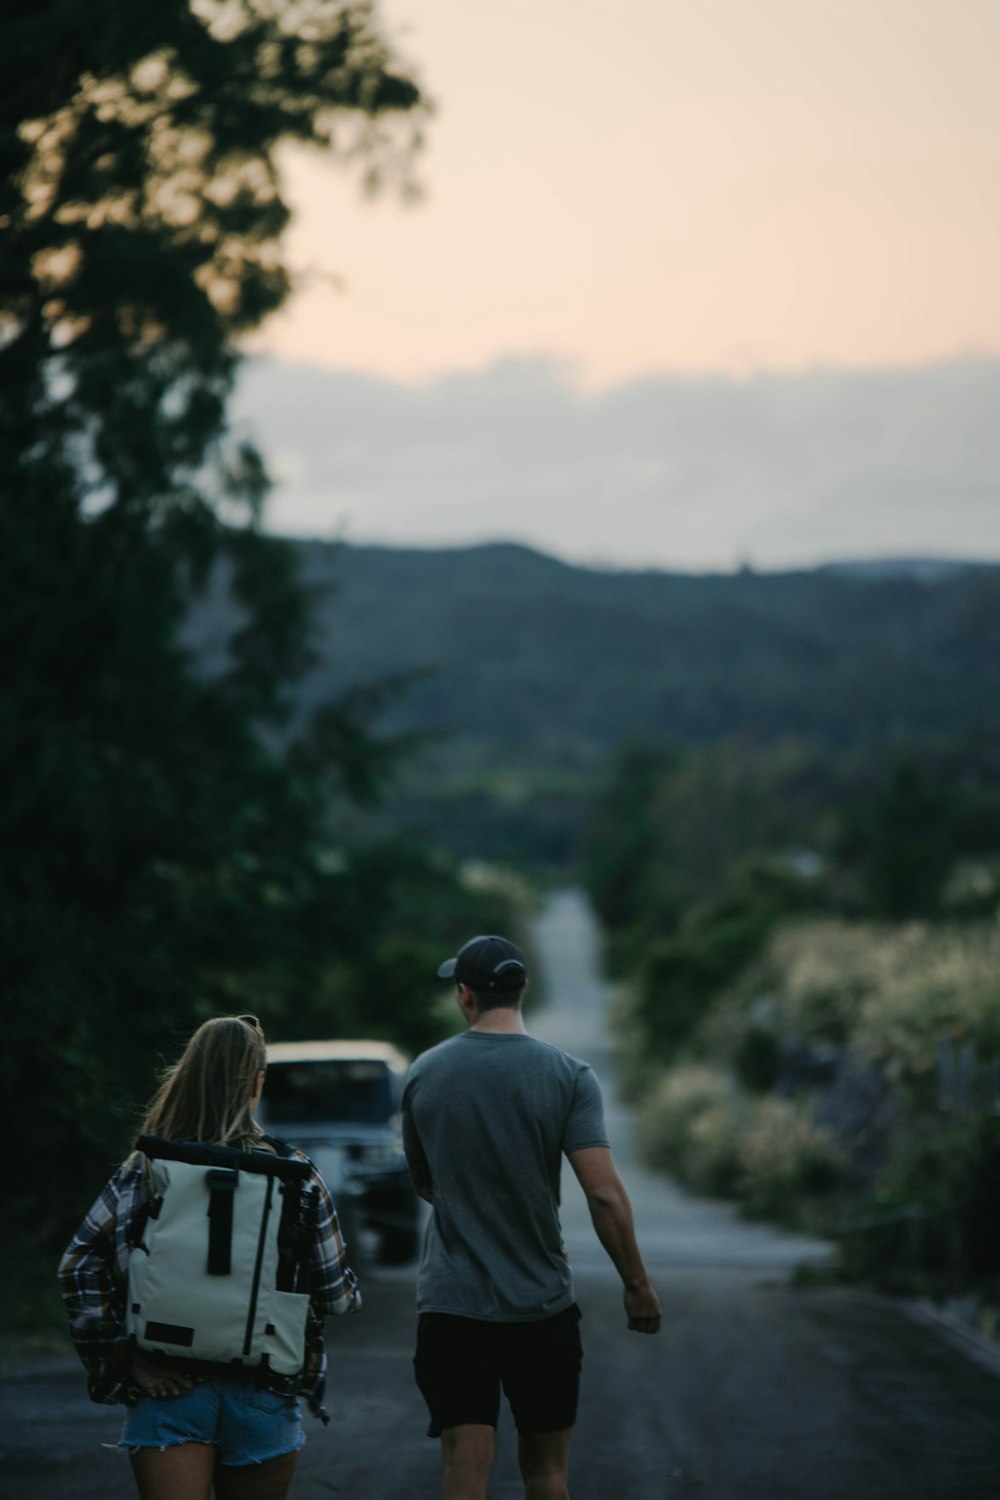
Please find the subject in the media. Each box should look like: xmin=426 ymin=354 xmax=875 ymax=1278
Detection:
xmin=413 ymin=1305 xmax=583 ymax=1438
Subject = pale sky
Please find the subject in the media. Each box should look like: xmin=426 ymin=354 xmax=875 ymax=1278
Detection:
xmin=255 ymin=0 xmax=1000 ymax=387
xmin=242 ymin=0 xmax=1000 ymax=568
xmin=235 ymin=356 xmax=1000 ymax=569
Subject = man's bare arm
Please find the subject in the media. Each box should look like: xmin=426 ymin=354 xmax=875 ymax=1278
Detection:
xmin=568 ymin=1146 xmax=661 ymax=1334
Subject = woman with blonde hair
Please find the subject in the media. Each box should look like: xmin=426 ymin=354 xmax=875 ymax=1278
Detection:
xmin=60 ymin=1015 xmax=359 ymax=1500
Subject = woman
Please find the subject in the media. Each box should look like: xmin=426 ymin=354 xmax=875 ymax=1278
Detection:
xmin=59 ymin=1015 xmax=360 ymax=1500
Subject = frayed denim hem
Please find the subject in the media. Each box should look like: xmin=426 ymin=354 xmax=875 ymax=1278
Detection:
xmin=107 ymin=1434 xmax=305 ymax=1466
xmin=106 ymin=1439 xmax=217 ymax=1456
xmin=218 ymin=1435 xmax=307 ymax=1469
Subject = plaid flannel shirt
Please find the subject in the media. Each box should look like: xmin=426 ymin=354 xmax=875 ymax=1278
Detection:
xmin=58 ymin=1144 xmax=360 ymax=1419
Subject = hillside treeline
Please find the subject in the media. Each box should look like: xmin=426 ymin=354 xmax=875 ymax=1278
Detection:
xmin=292 ymin=543 xmax=1000 ymax=751
xmin=189 ymin=542 xmax=1000 ymax=865
xmin=583 ymin=736 xmax=1000 ymax=1314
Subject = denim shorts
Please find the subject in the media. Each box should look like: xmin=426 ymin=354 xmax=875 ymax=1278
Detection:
xmin=119 ymin=1379 xmax=304 ymax=1467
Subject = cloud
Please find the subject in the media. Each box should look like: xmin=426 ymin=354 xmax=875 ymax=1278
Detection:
xmin=232 ymin=355 xmax=1000 ymax=571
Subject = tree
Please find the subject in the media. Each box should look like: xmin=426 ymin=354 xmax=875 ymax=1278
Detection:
xmin=863 ymin=760 xmax=953 ymax=918
xmin=2 ymin=1 xmax=424 ymax=551
xmin=0 ymin=3 xmax=495 ymax=1303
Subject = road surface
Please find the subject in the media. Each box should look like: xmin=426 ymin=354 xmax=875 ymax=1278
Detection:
xmin=4 ymin=889 xmax=999 ymax=1498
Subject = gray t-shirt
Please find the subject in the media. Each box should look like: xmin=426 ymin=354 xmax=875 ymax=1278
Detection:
xmin=401 ymin=1030 xmax=609 ymax=1321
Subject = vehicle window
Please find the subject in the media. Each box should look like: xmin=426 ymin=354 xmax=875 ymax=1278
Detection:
xmin=263 ymin=1060 xmax=395 ymax=1124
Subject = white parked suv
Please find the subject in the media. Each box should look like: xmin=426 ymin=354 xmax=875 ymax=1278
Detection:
xmin=258 ymin=1039 xmax=420 ymax=1264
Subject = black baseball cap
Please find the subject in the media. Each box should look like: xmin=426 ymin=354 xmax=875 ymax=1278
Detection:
xmin=437 ymin=935 xmax=527 ymax=992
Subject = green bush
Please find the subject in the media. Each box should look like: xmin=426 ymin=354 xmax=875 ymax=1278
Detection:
xmin=734 ymin=1025 xmax=782 ymax=1092
xmin=636 ymin=1064 xmax=843 ymax=1220
xmin=682 ymin=916 xmax=1000 ymax=1261
xmin=725 ymin=916 xmax=1000 ymax=1096
xmin=636 ymin=1066 xmax=744 ymax=1193
xmin=736 ymin=1097 xmax=844 ymax=1222
xmin=840 ymin=1112 xmax=1000 ymax=1284
xmin=743 ymin=917 xmax=884 ymax=1044
xmin=636 ymin=906 xmax=778 ymax=1057
xmin=853 ymin=929 xmax=1000 ymax=1093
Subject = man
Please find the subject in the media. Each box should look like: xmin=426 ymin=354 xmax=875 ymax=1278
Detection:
xmin=401 ymin=933 xmax=661 ymax=1500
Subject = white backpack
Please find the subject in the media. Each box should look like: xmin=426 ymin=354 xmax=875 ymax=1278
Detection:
xmin=127 ymin=1135 xmax=317 ymax=1378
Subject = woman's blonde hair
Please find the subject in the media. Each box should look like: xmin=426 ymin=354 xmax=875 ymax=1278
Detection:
xmin=141 ymin=1016 xmax=268 ymax=1148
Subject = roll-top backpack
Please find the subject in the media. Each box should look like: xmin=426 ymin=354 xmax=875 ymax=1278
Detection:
xmin=127 ymin=1135 xmax=318 ymax=1379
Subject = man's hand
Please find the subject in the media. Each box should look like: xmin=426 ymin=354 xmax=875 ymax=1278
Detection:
xmin=624 ymin=1280 xmax=662 ymax=1334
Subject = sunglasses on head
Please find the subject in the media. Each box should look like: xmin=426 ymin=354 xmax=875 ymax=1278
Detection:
xmin=239 ymin=1014 xmax=262 ymax=1031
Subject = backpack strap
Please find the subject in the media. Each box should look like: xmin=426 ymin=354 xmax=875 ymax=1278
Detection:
xmin=205 ymin=1167 xmax=239 ymax=1275
xmin=256 ymin=1135 xmax=322 ymax=1292
xmin=259 ymin=1133 xmax=296 ymax=1158
xmin=135 ymin=1135 xmax=310 ymax=1184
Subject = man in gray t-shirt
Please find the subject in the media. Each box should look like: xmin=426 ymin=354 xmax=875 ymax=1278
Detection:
xmin=401 ymin=934 xmax=661 ymax=1500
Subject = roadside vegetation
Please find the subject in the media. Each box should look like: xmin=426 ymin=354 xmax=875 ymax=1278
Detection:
xmin=585 ymin=740 xmax=1000 ymax=1330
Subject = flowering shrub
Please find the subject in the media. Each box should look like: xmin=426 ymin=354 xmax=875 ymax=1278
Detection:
xmin=732 ymin=917 xmax=1000 ymax=1091
xmin=633 ymin=914 xmax=1000 ymax=1263
xmin=636 ymin=1064 xmax=843 ymax=1221
xmin=763 ymin=918 xmax=887 ymax=1042
xmin=736 ymin=1097 xmax=844 ymax=1219
xmin=636 ymin=1065 xmax=742 ymax=1187
xmin=853 ymin=929 xmax=1000 ymax=1088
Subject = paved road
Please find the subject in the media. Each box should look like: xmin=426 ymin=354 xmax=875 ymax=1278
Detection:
xmin=4 ymin=889 xmax=1000 ymax=1498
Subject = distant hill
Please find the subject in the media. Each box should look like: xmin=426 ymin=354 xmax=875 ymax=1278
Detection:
xmin=283 ymin=542 xmax=998 ymax=744
xmin=820 ymin=557 xmax=984 ymax=582
xmin=186 ymin=541 xmax=1000 ymax=861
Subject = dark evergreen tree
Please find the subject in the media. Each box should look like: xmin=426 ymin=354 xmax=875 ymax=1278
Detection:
xmin=863 ymin=760 xmax=953 ymax=917
xmin=0 ymin=3 xmax=501 ymax=1298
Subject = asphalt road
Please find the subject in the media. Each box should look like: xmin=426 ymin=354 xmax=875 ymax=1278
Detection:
xmin=5 ymin=889 xmax=999 ymax=1498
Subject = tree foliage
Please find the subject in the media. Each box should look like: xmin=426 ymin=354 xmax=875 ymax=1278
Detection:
xmin=0 ymin=3 xmax=504 ymax=1288
xmin=2 ymin=0 xmax=422 ymax=522
xmin=584 ymin=737 xmax=1000 ymax=1060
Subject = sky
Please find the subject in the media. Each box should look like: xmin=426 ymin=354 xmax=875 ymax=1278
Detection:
xmin=234 ymin=355 xmax=1000 ymax=570
xmin=243 ymin=0 xmax=1000 ymax=569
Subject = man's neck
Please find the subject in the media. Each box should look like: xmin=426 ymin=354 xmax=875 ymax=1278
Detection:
xmin=470 ymin=1008 xmax=528 ymax=1035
